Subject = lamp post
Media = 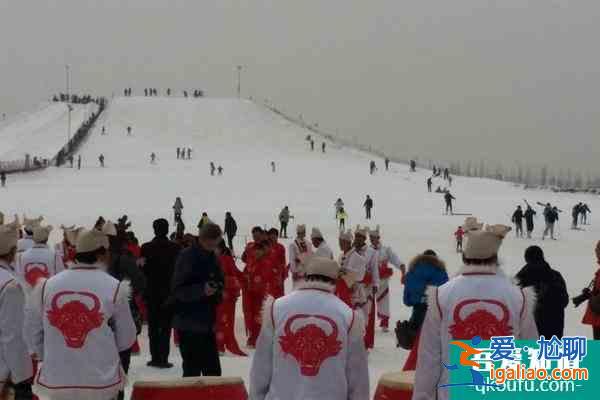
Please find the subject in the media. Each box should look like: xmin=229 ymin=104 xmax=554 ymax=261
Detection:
xmin=66 ymin=65 xmax=71 ymax=146
xmin=236 ymin=65 xmax=243 ymax=98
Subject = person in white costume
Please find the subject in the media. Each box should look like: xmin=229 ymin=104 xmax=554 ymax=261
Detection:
xmin=15 ymin=225 xmax=65 ymax=291
xmin=412 ymin=223 xmax=539 ymax=400
xmin=337 ymin=230 xmax=367 ymax=308
xmin=25 ymin=228 xmax=137 ymax=400
xmin=0 ymin=220 xmax=35 ymax=400
xmin=288 ymin=225 xmax=313 ymax=285
xmin=250 ymin=257 xmax=369 ymax=400
xmin=369 ymin=226 xmax=405 ymax=332
xmin=311 ymin=227 xmax=334 ymax=260
xmin=17 ymin=215 xmax=44 ymax=254
xmin=353 ymin=226 xmax=379 ymax=349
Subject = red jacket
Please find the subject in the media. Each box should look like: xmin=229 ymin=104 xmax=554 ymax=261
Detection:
xmin=246 ymin=246 xmax=275 ymax=294
xmin=219 ymin=254 xmax=244 ymax=300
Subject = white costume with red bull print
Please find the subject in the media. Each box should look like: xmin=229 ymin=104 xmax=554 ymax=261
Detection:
xmin=288 ymin=239 xmax=313 ymax=283
xmin=249 ymin=282 xmax=369 ymax=400
xmin=17 ymin=234 xmax=35 ymax=254
xmin=372 ymin=244 xmax=404 ymax=329
xmin=355 ymin=245 xmax=379 ymax=349
xmin=15 ymin=244 xmax=65 ymax=291
xmin=338 ymin=249 xmax=367 ymax=307
xmin=25 ymin=263 xmax=137 ymax=400
xmin=0 ymin=262 xmax=34 ymax=394
xmin=412 ymin=266 xmax=538 ymax=400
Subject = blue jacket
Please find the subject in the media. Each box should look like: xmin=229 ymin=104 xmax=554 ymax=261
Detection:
xmin=403 ymin=254 xmax=449 ymax=306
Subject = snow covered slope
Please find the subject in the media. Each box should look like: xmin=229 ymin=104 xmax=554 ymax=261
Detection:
xmin=2 ymin=96 xmax=599 ymax=394
xmin=0 ymin=101 xmax=97 ymax=161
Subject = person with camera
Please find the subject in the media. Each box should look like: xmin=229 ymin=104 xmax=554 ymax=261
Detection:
xmin=515 ymin=246 xmax=569 ymax=338
xmin=580 ymin=241 xmax=600 ymax=339
xmin=170 ymin=223 xmax=225 ymax=377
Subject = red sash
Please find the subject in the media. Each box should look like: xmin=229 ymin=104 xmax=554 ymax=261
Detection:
xmin=379 ymin=262 xmax=394 ymax=280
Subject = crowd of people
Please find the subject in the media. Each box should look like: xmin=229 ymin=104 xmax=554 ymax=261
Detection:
xmin=122 ymin=88 xmax=205 ymax=98
xmin=1 ymin=202 xmax=599 ymax=400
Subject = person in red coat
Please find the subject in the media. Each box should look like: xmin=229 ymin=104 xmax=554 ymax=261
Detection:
xmin=215 ymin=240 xmax=247 ymax=356
xmin=267 ymin=228 xmax=287 ymax=299
xmin=582 ymin=241 xmax=600 ymax=339
xmin=242 ymin=227 xmax=274 ymax=347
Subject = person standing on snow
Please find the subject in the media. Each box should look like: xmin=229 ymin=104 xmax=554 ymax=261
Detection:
xmin=310 ymin=139 xmax=315 ymax=151
xmin=77 ymin=155 xmax=81 ymax=170
xmin=0 ymin=172 xmax=6 ymax=188
xmin=541 ymin=204 xmax=559 ymax=240
xmin=210 ymin=162 xmax=216 ymax=176
xmin=150 ymin=153 xmax=156 ymax=164
xmin=353 ymin=226 xmax=379 ymax=349
xmin=512 ymin=205 xmax=525 ymax=238
xmin=127 ymin=126 xmax=132 ymax=136
xmin=572 ymin=203 xmax=582 ymax=230
xmin=223 ymin=212 xmax=238 ymax=252
xmin=217 ymin=166 xmax=223 ymax=175
xmin=334 ymin=198 xmax=344 ymax=219
xmin=173 ymin=197 xmax=184 ymax=223
xmin=444 ymin=191 xmax=455 ymax=215
xmin=524 ymin=203 xmax=537 ymax=239
xmin=580 ymin=204 xmax=592 ymax=225
xmin=322 ymin=142 xmax=326 ymax=153
xmin=426 ymin=177 xmax=433 ymax=193
xmin=278 ymin=206 xmax=291 ymax=239
xmin=176 ymin=148 xmax=181 ymax=159
xmin=454 ymin=226 xmax=465 ymax=253
xmin=369 ymin=226 xmax=405 ymax=332
xmin=363 ymin=195 xmax=374 ymax=220
xmin=385 ymin=158 xmax=390 ymax=171
xmin=288 ymin=225 xmax=313 ymax=285
xmin=271 ymin=161 xmax=276 ymax=173
xmin=187 ymin=148 xmax=192 ymax=160
xmin=14 ymin=225 xmax=64 ymax=291
xmin=337 ymin=207 xmax=348 ymax=231
xmin=249 ymin=257 xmax=370 ymax=400
xmin=413 ymin=224 xmax=538 ymax=400
xmin=311 ymin=227 xmax=334 ymax=259
xmin=197 ymin=212 xmax=211 ymax=231
xmin=98 ymin=154 xmax=105 ymax=167
xmin=0 ymin=221 xmax=35 ymax=400
xmin=140 ymin=219 xmax=181 ymax=369
xmin=25 ymin=228 xmax=137 ymax=400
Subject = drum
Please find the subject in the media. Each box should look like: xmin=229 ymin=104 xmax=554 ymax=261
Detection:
xmin=131 ymin=377 xmax=248 ymax=400
xmin=374 ymin=371 xmax=415 ymax=400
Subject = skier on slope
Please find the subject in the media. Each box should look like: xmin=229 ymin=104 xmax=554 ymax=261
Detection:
xmin=444 ymin=191 xmax=455 ymax=215
xmin=512 ymin=205 xmax=525 ymax=238
xmin=127 ymin=126 xmax=132 ymax=136
xmin=572 ymin=203 xmax=583 ymax=230
xmin=322 ymin=142 xmax=326 ymax=153
xmin=278 ymin=206 xmax=291 ymax=239
xmin=210 ymin=162 xmax=216 ymax=176
xmin=173 ymin=197 xmax=184 ymax=223
xmin=187 ymin=148 xmax=192 ymax=159
xmin=524 ymin=202 xmax=537 ymax=239
xmin=176 ymin=148 xmax=181 ymax=159
xmin=271 ymin=161 xmax=276 ymax=173
xmin=427 ymin=177 xmax=433 ymax=193
xmin=99 ymin=154 xmax=105 ymax=167
xmin=310 ymin=140 xmax=315 ymax=151
xmin=334 ymin=198 xmax=344 ymax=219
xmin=0 ymin=172 xmax=6 ymax=188
xmin=77 ymin=155 xmax=82 ymax=170
xmin=580 ymin=204 xmax=592 ymax=225
xmin=217 ymin=166 xmax=223 ymax=175
xmin=150 ymin=153 xmax=156 ymax=164
xmin=337 ymin=207 xmax=348 ymax=231
xmin=385 ymin=158 xmax=390 ymax=171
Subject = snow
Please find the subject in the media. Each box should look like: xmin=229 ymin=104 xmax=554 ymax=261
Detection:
xmin=1 ymin=96 xmax=599 ymax=396
xmin=0 ymin=101 xmax=98 ymax=161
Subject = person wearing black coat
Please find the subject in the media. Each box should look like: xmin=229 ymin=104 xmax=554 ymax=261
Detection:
xmin=170 ymin=223 xmax=225 ymax=377
xmin=512 ymin=206 xmax=524 ymax=238
xmin=515 ymin=246 xmax=569 ymax=338
xmin=224 ymin=212 xmax=238 ymax=251
xmin=524 ymin=205 xmax=536 ymax=239
xmin=108 ymin=232 xmax=146 ymax=400
xmin=140 ymin=219 xmax=181 ymax=369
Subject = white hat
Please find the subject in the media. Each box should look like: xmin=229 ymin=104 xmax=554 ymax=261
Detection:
xmin=76 ymin=229 xmax=110 ymax=253
xmin=463 ymin=217 xmax=484 ymax=232
xmin=33 ymin=225 xmax=53 ymax=243
xmin=61 ymin=225 xmax=84 ymax=245
xmin=0 ymin=222 xmax=20 ymax=255
xmin=369 ymin=225 xmax=381 ymax=237
xmin=339 ymin=230 xmax=353 ymax=242
xmin=101 ymin=220 xmax=117 ymax=236
xmin=305 ymin=257 xmax=341 ymax=280
xmin=296 ymin=224 xmax=307 ymax=235
xmin=23 ymin=215 xmax=44 ymax=232
xmin=463 ymin=224 xmax=512 ymax=260
xmin=311 ymin=227 xmax=324 ymax=240
xmin=354 ymin=225 xmax=368 ymax=238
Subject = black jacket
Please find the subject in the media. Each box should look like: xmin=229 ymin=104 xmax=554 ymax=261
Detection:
xmin=109 ymin=251 xmax=146 ymax=296
xmin=141 ymin=236 xmax=181 ymax=303
xmin=364 ymin=198 xmax=373 ymax=209
xmin=516 ymin=262 xmax=569 ymax=338
xmin=170 ymin=242 xmax=224 ymax=333
xmin=224 ymin=216 xmax=238 ymax=237
xmin=512 ymin=209 xmax=524 ymax=224
xmin=524 ymin=208 xmax=536 ymax=230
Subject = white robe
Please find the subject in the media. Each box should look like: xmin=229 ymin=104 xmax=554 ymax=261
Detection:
xmin=372 ymin=244 xmax=404 ymax=321
xmin=313 ymin=241 xmax=334 ymax=260
xmin=412 ymin=265 xmax=538 ymax=400
xmin=250 ymin=282 xmax=369 ymax=400
xmin=339 ymin=250 xmax=367 ymax=308
xmin=17 ymin=235 xmax=35 ymax=254
xmin=15 ymin=244 xmax=65 ymax=291
xmin=25 ymin=263 xmax=137 ymax=400
xmin=0 ymin=263 xmax=33 ymax=392
xmin=288 ymin=239 xmax=313 ymax=279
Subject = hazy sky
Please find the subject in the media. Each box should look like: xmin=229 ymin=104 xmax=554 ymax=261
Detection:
xmin=1 ymin=1 xmax=599 ymax=175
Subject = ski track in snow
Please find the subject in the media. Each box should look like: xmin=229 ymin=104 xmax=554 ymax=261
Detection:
xmin=1 ymin=96 xmax=599 ymax=396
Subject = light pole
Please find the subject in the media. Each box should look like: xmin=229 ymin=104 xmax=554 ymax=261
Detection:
xmin=66 ymin=65 xmax=71 ymax=146
xmin=236 ymin=65 xmax=243 ymax=98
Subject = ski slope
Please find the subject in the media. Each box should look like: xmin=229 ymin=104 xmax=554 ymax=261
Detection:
xmin=0 ymin=101 xmax=98 ymax=161
xmin=2 ymin=96 xmax=599 ymax=396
